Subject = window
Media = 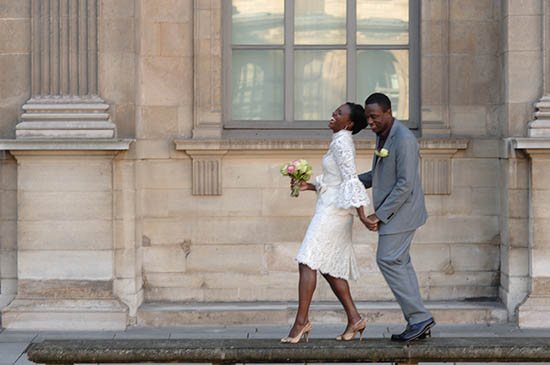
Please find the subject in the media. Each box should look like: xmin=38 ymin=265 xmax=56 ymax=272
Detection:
xmin=223 ymin=0 xmax=419 ymax=130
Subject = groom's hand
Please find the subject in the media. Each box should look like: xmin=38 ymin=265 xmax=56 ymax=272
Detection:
xmin=364 ymin=213 xmax=380 ymax=232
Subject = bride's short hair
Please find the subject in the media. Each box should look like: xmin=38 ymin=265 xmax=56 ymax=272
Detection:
xmin=346 ymin=102 xmax=368 ymax=135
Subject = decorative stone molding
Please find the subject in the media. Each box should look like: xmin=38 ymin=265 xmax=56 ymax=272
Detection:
xmin=0 ymin=138 xmax=133 ymax=151
xmin=419 ymin=139 xmax=468 ymax=195
xmin=528 ymin=95 xmax=550 ymax=137
xmin=420 ymin=153 xmax=452 ymax=195
xmin=17 ymin=0 xmax=116 ymax=139
xmin=185 ymin=150 xmax=227 ymax=195
xmin=176 ymin=138 xmax=468 ymax=196
xmin=192 ymin=0 xmax=223 ymax=139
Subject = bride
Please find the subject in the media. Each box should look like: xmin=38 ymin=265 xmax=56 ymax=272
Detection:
xmin=281 ymin=102 xmax=371 ymax=344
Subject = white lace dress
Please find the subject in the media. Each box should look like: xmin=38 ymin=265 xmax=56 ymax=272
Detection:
xmin=296 ymin=129 xmax=370 ymax=281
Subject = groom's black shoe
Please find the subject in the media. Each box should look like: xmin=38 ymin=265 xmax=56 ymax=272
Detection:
xmin=391 ymin=318 xmax=435 ymax=342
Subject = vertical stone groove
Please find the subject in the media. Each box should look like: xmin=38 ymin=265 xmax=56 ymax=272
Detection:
xmin=87 ymin=0 xmax=97 ymax=95
xmin=51 ymin=0 xmax=60 ymax=95
xmin=78 ymin=0 xmax=88 ymax=96
xmin=60 ymin=0 xmax=69 ymax=95
xmin=31 ymin=0 xmax=41 ymax=96
xmin=69 ymin=0 xmax=78 ymax=95
xmin=41 ymin=0 xmax=50 ymax=95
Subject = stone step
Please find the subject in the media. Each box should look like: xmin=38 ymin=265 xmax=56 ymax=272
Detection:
xmin=2 ymin=299 xmax=128 ymax=331
xmin=137 ymin=300 xmax=508 ymax=326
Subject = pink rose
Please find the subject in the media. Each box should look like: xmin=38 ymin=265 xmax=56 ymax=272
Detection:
xmin=286 ymin=165 xmax=296 ymax=174
xmin=293 ymin=159 xmax=300 ymax=164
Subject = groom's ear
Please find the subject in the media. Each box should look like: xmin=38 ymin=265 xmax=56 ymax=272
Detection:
xmin=348 ymin=121 xmax=355 ymax=130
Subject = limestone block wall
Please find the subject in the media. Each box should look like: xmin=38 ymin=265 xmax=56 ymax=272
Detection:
xmin=421 ymin=0 xmax=501 ymax=137
xmin=136 ymin=0 xmax=503 ymax=303
xmin=0 ymin=0 xmax=30 ymax=138
xmin=0 ymin=153 xmax=17 ymax=298
xmin=139 ymin=143 xmax=501 ymax=302
xmin=0 ymin=1 xmax=30 ymax=300
xmin=99 ymin=0 xmax=138 ymax=138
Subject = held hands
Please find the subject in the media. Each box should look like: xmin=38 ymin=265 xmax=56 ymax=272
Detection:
xmin=361 ymin=213 xmax=380 ymax=232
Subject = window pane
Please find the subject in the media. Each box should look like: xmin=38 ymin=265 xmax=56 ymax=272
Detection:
xmin=357 ymin=0 xmax=409 ymax=45
xmin=295 ymin=50 xmax=346 ymax=120
xmin=294 ymin=0 xmax=346 ymax=45
xmin=232 ymin=50 xmax=284 ymax=120
xmin=357 ymin=50 xmax=409 ymax=120
xmin=232 ymin=0 xmax=284 ymax=45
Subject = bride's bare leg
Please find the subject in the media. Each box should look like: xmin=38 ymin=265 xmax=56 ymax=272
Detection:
xmin=323 ymin=274 xmax=362 ymax=331
xmin=288 ymin=263 xmax=317 ymax=337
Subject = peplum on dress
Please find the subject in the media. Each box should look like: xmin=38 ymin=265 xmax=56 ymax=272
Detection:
xmin=296 ymin=129 xmax=370 ymax=281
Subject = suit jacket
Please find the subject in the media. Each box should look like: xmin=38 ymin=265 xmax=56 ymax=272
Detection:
xmin=358 ymin=120 xmax=427 ymax=235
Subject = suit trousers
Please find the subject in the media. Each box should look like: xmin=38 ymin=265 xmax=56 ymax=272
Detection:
xmin=377 ymin=230 xmax=432 ymax=325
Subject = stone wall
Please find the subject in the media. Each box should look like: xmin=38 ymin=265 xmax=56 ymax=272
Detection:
xmin=0 ymin=0 xmax=30 ymax=302
xmin=1 ymin=0 xmax=547 ymax=327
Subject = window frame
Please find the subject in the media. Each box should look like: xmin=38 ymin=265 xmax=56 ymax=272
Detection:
xmin=222 ymin=0 xmax=420 ymax=130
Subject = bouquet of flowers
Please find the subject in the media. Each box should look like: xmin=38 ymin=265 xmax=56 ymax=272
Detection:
xmin=280 ymin=159 xmax=313 ymax=197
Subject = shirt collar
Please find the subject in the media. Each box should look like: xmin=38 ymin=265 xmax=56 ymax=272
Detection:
xmin=333 ymin=129 xmax=352 ymax=140
xmin=377 ymin=118 xmax=395 ymax=139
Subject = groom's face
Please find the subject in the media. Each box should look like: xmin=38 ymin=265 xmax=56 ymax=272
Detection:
xmin=365 ymin=103 xmax=392 ymax=134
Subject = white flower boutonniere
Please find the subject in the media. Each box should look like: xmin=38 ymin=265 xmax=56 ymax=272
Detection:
xmin=375 ymin=148 xmax=389 ymax=158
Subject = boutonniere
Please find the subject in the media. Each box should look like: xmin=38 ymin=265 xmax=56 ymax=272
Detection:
xmin=375 ymin=148 xmax=389 ymax=158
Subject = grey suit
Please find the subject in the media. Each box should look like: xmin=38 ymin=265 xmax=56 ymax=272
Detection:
xmin=359 ymin=120 xmax=432 ymax=325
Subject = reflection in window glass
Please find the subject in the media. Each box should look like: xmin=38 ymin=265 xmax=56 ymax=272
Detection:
xmin=357 ymin=50 xmax=409 ymax=120
xmin=295 ymin=0 xmax=346 ymax=45
xmin=232 ymin=51 xmax=284 ymax=120
xmin=295 ymin=50 xmax=346 ymax=120
xmin=232 ymin=0 xmax=284 ymax=45
xmin=357 ymin=0 xmax=408 ymax=45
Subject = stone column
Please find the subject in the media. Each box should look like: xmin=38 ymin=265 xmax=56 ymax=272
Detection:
xmin=16 ymin=0 xmax=116 ymax=139
xmin=514 ymin=0 xmax=550 ymax=328
xmin=513 ymin=140 xmax=550 ymax=328
xmin=0 ymin=0 xmax=134 ymax=330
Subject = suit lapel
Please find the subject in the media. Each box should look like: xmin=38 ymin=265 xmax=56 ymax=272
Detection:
xmin=372 ymin=134 xmax=380 ymax=170
xmin=374 ymin=119 xmax=398 ymax=171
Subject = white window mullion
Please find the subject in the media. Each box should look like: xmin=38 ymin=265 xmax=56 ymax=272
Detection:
xmin=284 ymin=0 xmax=294 ymax=122
xmin=346 ymin=0 xmax=357 ymax=103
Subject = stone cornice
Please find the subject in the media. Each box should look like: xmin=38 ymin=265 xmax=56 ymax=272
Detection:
xmin=0 ymin=139 xmax=134 ymax=151
xmin=511 ymin=137 xmax=550 ymax=150
xmin=175 ymin=137 xmax=469 ymax=152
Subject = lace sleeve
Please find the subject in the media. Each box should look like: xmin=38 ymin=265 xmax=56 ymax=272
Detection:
xmin=331 ymin=135 xmax=370 ymax=209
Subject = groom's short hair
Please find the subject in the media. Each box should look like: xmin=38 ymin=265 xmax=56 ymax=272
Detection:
xmin=365 ymin=93 xmax=391 ymax=112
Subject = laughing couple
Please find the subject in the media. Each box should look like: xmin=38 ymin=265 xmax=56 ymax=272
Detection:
xmin=281 ymin=92 xmax=435 ymax=344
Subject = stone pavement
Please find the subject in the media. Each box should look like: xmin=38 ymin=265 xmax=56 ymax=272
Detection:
xmin=1 ymin=323 xmax=549 ymax=365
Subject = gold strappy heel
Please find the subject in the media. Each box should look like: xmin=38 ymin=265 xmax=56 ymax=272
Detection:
xmin=281 ymin=322 xmax=312 ymax=344
xmin=336 ymin=318 xmax=366 ymax=341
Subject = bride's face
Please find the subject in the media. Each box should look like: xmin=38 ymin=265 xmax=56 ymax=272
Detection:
xmin=329 ymin=104 xmax=354 ymax=133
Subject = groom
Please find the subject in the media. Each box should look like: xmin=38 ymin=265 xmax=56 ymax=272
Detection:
xmin=359 ymin=93 xmax=435 ymax=342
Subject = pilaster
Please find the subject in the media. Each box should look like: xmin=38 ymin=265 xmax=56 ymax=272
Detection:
xmin=511 ymin=139 xmax=550 ymax=328
xmin=17 ymin=0 xmax=116 ymax=139
xmin=0 ymin=143 xmax=133 ymax=330
xmin=192 ymin=0 xmax=223 ymax=139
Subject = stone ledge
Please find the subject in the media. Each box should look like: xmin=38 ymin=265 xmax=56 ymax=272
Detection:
xmin=175 ymin=137 xmax=469 ymax=152
xmin=0 ymin=138 xmax=134 ymax=151
xmin=137 ymin=300 xmax=507 ymax=326
xmin=27 ymin=337 xmax=550 ymax=364
xmin=511 ymin=137 xmax=550 ymax=150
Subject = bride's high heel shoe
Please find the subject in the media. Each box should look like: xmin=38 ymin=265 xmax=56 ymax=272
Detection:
xmin=336 ymin=317 xmax=366 ymax=341
xmin=280 ymin=322 xmax=312 ymax=344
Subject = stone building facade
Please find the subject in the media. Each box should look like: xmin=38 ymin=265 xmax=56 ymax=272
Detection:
xmin=0 ymin=0 xmax=549 ymax=330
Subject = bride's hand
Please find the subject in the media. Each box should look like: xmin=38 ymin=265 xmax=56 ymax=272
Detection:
xmin=291 ymin=179 xmax=314 ymax=192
